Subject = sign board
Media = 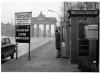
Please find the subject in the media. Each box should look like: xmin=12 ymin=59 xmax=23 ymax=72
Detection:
xmin=68 ymin=10 xmax=99 ymax=17
xmin=85 ymin=25 xmax=98 ymax=40
xmin=71 ymin=10 xmax=98 ymax=15
xmin=16 ymin=25 xmax=30 ymax=43
xmin=15 ymin=12 xmax=32 ymax=43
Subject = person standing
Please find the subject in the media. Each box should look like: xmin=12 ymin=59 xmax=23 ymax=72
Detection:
xmin=55 ymin=29 xmax=61 ymax=58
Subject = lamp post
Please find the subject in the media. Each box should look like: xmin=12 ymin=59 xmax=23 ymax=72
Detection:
xmin=48 ymin=10 xmax=61 ymax=23
xmin=48 ymin=10 xmax=61 ymax=38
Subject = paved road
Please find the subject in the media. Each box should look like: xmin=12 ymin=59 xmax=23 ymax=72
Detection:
xmin=1 ymin=40 xmax=80 ymax=72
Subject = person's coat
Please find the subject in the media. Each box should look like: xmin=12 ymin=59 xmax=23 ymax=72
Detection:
xmin=55 ymin=32 xmax=61 ymax=49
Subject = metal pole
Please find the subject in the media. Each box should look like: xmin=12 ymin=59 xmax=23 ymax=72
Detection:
xmin=15 ymin=17 xmax=18 ymax=59
xmin=16 ymin=42 xmax=18 ymax=59
xmin=28 ymin=23 xmax=31 ymax=61
xmin=28 ymin=12 xmax=32 ymax=61
xmin=28 ymin=25 xmax=30 ymax=61
xmin=29 ymin=42 xmax=30 ymax=60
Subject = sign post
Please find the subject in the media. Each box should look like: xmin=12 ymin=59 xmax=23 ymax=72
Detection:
xmin=15 ymin=12 xmax=32 ymax=60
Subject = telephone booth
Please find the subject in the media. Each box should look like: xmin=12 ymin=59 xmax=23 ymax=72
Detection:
xmin=67 ymin=10 xmax=99 ymax=69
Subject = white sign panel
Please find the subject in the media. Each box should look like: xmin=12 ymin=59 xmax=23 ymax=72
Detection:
xmin=85 ymin=25 xmax=98 ymax=40
xmin=15 ymin=12 xmax=32 ymax=25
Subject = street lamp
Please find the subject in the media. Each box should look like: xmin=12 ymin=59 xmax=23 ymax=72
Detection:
xmin=48 ymin=10 xmax=62 ymax=23
xmin=48 ymin=10 xmax=71 ymax=29
xmin=48 ymin=10 xmax=61 ymax=38
xmin=48 ymin=10 xmax=60 ymax=16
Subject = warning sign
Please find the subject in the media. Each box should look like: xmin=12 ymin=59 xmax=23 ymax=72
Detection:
xmin=15 ymin=12 xmax=32 ymax=43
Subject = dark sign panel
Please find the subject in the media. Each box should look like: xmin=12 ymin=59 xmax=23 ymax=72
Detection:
xmin=15 ymin=12 xmax=32 ymax=43
xmin=68 ymin=10 xmax=99 ymax=17
xmin=16 ymin=25 xmax=30 ymax=43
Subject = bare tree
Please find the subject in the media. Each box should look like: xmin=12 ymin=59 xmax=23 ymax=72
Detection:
xmin=85 ymin=2 xmax=99 ymax=10
xmin=64 ymin=2 xmax=99 ymax=10
xmin=60 ymin=2 xmax=99 ymax=23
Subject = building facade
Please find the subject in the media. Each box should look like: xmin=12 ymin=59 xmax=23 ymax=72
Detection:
xmin=31 ymin=12 xmax=57 ymax=37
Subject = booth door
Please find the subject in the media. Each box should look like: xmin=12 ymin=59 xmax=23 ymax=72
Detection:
xmin=78 ymin=23 xmax=89 ymax=61
xmin=78 ymin=22 xmax=97 ymax=62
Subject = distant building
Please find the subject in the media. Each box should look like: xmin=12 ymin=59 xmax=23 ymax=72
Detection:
xmin=31 ymin=12 xmax=57 ymax=37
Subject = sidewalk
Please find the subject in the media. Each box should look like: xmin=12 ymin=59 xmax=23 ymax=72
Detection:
xmin=2 ymin=39 xmax=80 ymax=72
xmin=16 ymin=37 xmax=51 ymax=57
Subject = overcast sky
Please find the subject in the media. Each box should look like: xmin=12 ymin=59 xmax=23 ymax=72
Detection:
xmin=2 ymin=0 xmax=99 ymax=24
xmin=1 ymin=0 xmax=63 ymax=24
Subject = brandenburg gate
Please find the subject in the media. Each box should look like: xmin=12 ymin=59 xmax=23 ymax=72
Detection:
xmin=31 ymin=12 xmax=57 ymax=37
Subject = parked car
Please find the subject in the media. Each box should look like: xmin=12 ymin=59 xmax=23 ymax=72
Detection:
xmin=1 ymin=37 xmax=16 ymax=61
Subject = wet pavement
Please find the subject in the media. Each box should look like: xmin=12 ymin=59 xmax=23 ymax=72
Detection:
xmin=1 ymin=39 xmax=80 ymax=72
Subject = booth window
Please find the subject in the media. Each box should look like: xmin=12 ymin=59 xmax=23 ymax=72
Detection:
xmin=62 ymin=26 xmax=65 ymax=42
xmin=78 ymin=23 xmax=86 ymax=39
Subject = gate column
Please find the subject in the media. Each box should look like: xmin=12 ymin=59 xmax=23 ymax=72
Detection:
xmin=43 ymin=24 xmax=46 ymax=37
xmin=36 ymin=24 xmax=39 ymax=37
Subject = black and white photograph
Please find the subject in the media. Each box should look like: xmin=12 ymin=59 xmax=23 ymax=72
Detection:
xmin=1 ymin=0 xmax=99 ymax=72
